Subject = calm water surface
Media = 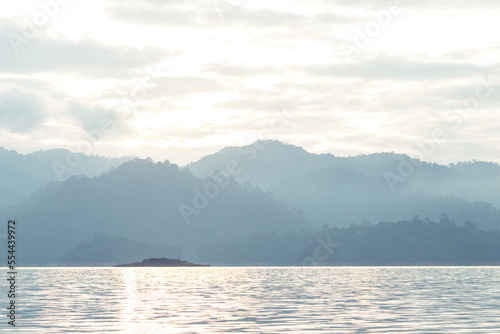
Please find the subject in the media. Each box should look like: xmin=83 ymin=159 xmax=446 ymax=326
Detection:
xmin=2 ymin=267 xmax=500 ymax=333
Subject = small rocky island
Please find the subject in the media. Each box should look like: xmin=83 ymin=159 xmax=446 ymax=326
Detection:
xmin=115 ymin=257 xmax=209 ymax=267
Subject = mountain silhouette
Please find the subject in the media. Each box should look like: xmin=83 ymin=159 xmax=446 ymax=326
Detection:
xmin=0 ymin=147 xmax=132 ymax=210
xmin=2 ymin=158 xmax=307 ymax=265
xmin=188 ymin=140 xmax=500 ymax=230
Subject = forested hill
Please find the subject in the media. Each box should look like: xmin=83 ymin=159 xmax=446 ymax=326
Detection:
xmin=188 ymin=140 xmax=500 ymax=231
xmin=196 ymin=216 xmax=500 ymax=266
xmin=1 ymin=158 xmax=308 ymax=265
xmin=0 ymin=147 xmax=132 ymax=209
xmin=3 ymin=141 xmax=500 ymax=266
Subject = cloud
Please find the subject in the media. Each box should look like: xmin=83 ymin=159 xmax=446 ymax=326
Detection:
xmin=0 ymin=77 xmax=57 ymax=92
xmin=0 ymin=19 xmax=168 ymax=78
xmin=103 ymin=0 xmax=370 ymax=32
xmin=315 ymin=11 xmax=364 ymax=25
xmin=0 ymin=89 xmax=47 ymax=133
xmin=0 ymin=0 xmax=498 ymax=165
xmin=203 ymin=64 xmax=275 ymax=76
xmin=105 ymin=0 xmax=310 ymax=27
xmin=211 ymin=7 xmax=307 ymax=26
xmin=215 ymin=98 xmax=299 ymax=112
xmin=107 ymin=7 xmax=196 ymax=26
xmin=65 ymin=99 xmax=131 ymax=137
xmin=305 ymin=57 xmax=499 ymax=80
xmin=104 ymin=0 xmax=197 ymax=26
xmin=149 ymin=76 xmax=225 ymax=97
xmin=322 ymin=0 xmax=499 ymax=9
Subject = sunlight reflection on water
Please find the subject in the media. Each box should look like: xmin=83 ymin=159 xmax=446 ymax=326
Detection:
xmin=3 ymin=267 xmax=500 ymax=333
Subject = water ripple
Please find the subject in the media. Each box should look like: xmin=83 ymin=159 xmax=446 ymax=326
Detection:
xmin=2 ymin=267 xmax=500 ymax=333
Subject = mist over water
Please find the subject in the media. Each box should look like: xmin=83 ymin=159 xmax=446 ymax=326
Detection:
xmin=5 ymin=267 xmax=500 ymax=333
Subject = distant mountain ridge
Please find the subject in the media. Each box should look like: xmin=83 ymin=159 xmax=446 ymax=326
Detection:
xmin=1 ymin=158 xmax=307 ymax=265
xmin=188 ymin=140 xmax=500 ymax=231
xmin=0 ymin=147 xmax=133 ymax=209
xmin=2 ymin=141 xmax=500 ymax=266
xmin=197 ymin=216 xmax=500 ymax=266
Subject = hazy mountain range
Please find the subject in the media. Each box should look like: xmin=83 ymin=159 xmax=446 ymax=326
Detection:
xmin=3 ymin=156 xmax=306 ymax=265
xmin=1 ymin=140 xmax=500 ymax=265
xmin=0 ymin=147 xmax=132 ymax=210
xmin=189 ymin=140 xmax=500 ymax=231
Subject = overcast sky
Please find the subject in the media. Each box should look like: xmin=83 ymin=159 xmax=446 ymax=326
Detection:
xmin=1 ymin=0 xmax=499 ymax=165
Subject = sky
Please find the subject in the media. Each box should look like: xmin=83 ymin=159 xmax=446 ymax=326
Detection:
xmin=0 ymin=0 xmax=499 ymax=165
